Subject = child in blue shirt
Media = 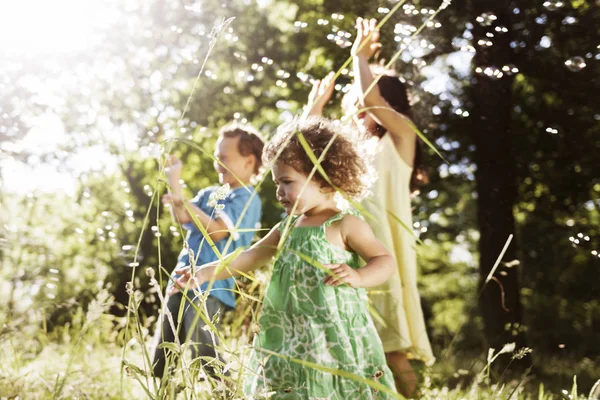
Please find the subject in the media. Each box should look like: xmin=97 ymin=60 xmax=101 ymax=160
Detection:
xmin=152 ymin=123 xmax=264 ymax=380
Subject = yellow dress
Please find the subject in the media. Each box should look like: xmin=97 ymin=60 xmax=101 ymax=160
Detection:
xmin=362 ymin=133 xmax=435 ymax=365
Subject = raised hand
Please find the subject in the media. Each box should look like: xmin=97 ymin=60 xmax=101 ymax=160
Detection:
xmin=306 ymin=71 xmax=336 ymax=116
xmin=162 ymin=192 xmax=185 ymax=207
xmin=323 ymin=263 xmax=364 ymax=288
xmin=351 ymin=17 xmax=382 ymax=60
xmin=164 ymin=155 xmax=183 ymax=176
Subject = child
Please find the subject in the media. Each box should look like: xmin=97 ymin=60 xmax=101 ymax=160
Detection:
xmin=352 ymin=17 xmax=435 ymax=397
xmin=304 ymin=17 xmax=435 ymax=397
xmin=152 ymin=123 xmax=264 ymax=380
xmin=171 ymin=117 xmax=398 ymax=398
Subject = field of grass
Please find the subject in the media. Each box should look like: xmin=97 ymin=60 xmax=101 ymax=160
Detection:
xmin=1 ymin=289 xmax=598 ymax=399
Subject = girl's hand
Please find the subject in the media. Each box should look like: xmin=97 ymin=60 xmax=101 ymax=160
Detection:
xmin=323 ymin=263 xmax=363 ymax=288
xmin=164 ymin=155 xmax=183 ymax=176
xmin=167 ymin=266 xmax=204 ymax=295
xmin=162 ymin=193 xmax=185 ymax=207
xmin=351 ymin=17 xmax=382 ymax=59
xmin=306 ymin=72 xmax=336 ymax=116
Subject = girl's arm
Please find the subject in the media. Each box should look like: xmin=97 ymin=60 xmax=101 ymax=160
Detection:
xmin=323 ymin=215 xmax=395 ymax=288
xmin=352 ymin=18 xmax=417 ymax=151
xmin=168 ymin=224 xmax=281 ymax=294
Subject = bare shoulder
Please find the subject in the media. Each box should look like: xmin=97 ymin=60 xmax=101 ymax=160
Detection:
xmin=339 ymin=214 xmax=371 ymax=236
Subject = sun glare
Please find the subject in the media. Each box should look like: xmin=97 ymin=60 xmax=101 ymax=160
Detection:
xmin=0 ymin=0 xmax=126 ymax=194
xmin=0 ymin=0 xmax=114 ymax=57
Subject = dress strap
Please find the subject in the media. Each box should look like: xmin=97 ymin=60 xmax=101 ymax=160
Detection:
xmin=278 ymin=214 xmax=300 ymax=231
xmin=322 ymin=208 xmax=361 ymax=227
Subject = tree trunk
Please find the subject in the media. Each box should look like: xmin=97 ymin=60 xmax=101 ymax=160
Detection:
xmin=470 ymin=0 xmax=529 ymax=369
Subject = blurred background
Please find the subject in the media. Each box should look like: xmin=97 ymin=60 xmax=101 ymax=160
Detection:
xmin=0 ymin=0 xmax=598 ymax=398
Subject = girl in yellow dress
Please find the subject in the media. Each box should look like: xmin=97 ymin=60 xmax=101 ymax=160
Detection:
xmin=305 ymin=16 xmax=435 ymax=398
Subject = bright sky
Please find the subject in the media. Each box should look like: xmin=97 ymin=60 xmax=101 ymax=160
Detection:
xmin=0 ymin=0 xmax=115 ymax=56
xmin=0 ymin=0 xmax=121 ymax=195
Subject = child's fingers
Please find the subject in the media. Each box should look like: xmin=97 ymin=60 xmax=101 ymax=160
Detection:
xmin=362 ymin=18 xmax=370 ymax=37
xmin=174 ymin=266 xmax=190 ymax=274
xmin=324 ymin=268 xmax=349 ymax=286
xmin=324 ymin=71 xmax=335 ymax=84
xmin=309 ymin=80 xmax=320 ymax=98
xmin=329 ymin=264 xmax=347 ymax=274
xmin=168 ymin=279 xmax=183 ymax=295
xmin=317 ymin=80 xmax=327 ymax=95
xmin=331 ymin=275 xmax=349 ymax=287
xmin=333 ymin=278 xmax=347 ymax=287
xmin=372 ymin=28 xmax=381 ymax=42
xmin=167 ymin=284 xmax=179 ymax=296
xmin=369 ymin=18 xmax=377 ymax=32
xmin=325 ymin=276 xmax=341 ymax=286
xmin=355 ymin=17 xmax=363 ymax=29
xmin=174 ymin=266 xmax=191 ymax=275
xmin=174 ymin=274 xmax=193 ymax=290
xmin=162 ymin=194 xmax=179 ymax=206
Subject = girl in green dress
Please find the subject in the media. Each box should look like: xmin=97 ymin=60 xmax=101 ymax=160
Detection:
xmin=171 ymin=117 xmax=399 ymax=399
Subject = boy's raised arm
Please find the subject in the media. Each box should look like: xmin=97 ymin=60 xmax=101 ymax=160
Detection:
xmin=162 ymin=155 xmax=230 ymax=240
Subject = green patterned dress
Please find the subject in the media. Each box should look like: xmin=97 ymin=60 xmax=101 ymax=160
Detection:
xmin=243 ymin=210 xmax=397 ymax=399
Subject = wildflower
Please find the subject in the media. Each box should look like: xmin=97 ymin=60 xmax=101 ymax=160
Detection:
xmin=207 ymin=192 xmax=218 ymax=208
xmin=188 ymin=248 xmax=195 ymax=265
xmin=215 ymin=183 xmax=230 ymax=200
xmin=440 ymin=0 xmax=452 ymax=10
xmin=86 ymin=289 xmax=113 ymax=323
xmin=512 ymin=347 xmax=533 ymax=360
xmin=146 ymin=267 xmax=155 ymax=279
xmin=125 ymin=281 xmax=134 ymax=295
xmin=207 ymin=183 xmax=231 ymax=207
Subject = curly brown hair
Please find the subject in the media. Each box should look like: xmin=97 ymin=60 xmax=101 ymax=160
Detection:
xmin=219 ymin=123 xmax=265 ymax=175
xmin=263 ymin=117 xmax=371 ymax=200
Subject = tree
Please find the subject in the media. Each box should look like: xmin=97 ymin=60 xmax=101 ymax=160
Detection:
xmin=469 ymin=0 xmax=527 ymax=360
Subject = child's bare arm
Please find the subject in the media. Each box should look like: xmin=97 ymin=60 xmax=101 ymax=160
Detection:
xmin=302 ymin=72 xmax=335 ymax=119
xmin=352 ymin=18 xmax=417 ymax=148
xmin=164 ymin=155 xmax=184 ymax=196
xmin=169 ymin=225 xmax=281 ymax=294
xmin=324 ymin=215 xmax=395 ymax=288
xmin=162 ymin=155 xmax=188 ymax=222
xmin=161 ymin=155 xmax=230 ymax=241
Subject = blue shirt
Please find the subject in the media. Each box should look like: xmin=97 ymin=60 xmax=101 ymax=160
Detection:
xmin=172 ymin=185 xmax=262 ymax=309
